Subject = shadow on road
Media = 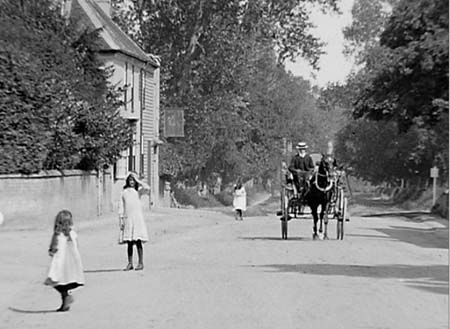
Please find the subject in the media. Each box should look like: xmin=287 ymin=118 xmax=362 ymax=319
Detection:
xmin=8 ymin=307 xmax=57 ymax=314
xmin=362 ymin=211 xmax=447 ymax=225
xmin=375 ymin=226 xmax=448 ymax=249
xmin=254 ymin=263 xmax=449 ymax=295
xmin=84 ymin=268 xmax=124 ymax=273
xmin=239 ymin=236 xmax=307 ymax=241
xmin=346 ymin=233 xmax=393 ymax=240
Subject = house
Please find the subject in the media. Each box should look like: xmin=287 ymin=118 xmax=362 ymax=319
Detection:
xmin=60 ymin=0 xmax=162 ymax=208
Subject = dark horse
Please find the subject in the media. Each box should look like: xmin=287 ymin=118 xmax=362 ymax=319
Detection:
xmin=305 ymin=157 xmax=334 ymax=240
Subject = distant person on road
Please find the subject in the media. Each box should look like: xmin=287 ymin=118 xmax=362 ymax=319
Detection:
xmin=44 ymin=210 xmax=84 ymax=312
xmin=288 ymin=142 xmax=315 ymax=197
xmin=233 ymin=178 xmax=247 ymax=221
xmin=119 ymin=172 xmax=150 ymax=271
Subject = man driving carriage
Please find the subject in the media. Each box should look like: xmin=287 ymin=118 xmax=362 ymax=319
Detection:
xmin=288 ymin=142 xmax=315 ymax=198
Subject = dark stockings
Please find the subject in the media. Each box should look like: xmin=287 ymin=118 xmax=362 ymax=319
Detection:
xmin=54 ymin=283 xmax=79 ymax=311
xmin=126 ymin=240 xmax=144 ymax=268
xmin=54 ymin=285 xmax=68 ymax=298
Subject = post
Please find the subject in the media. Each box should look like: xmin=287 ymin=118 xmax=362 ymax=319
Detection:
xmin=430 ymin=166 xmax=439 ymax=206
xmin=164 ymin=181 xmax=171 ymax=207
xmin=432 ymin=177 xmax=437 ymax=206
xmin=97 ymin=168 xmax=103 ymax=216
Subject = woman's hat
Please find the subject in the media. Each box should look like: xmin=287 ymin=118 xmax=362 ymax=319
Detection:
xmin=296 ymin=142 xmax=308 ymax=149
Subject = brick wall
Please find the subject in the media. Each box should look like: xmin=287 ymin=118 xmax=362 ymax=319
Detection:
xmin=0 ymin=170 xmax=112 ymax=229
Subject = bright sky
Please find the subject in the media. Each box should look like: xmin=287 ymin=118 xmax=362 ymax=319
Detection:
xmin=285 ymin=0 xmax=355 ymax=87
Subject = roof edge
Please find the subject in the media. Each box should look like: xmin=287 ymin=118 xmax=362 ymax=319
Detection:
xmin=98 ymin=49 xmax=160 ymax=67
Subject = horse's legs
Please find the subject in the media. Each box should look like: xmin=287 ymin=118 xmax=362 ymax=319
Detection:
xmin=310 ymin=204 xmax=319 ymax=239
xmin=318 ymin=204 xmax=323 ymax=233
xmin=321 ymin=202 xmax=329 ymax=240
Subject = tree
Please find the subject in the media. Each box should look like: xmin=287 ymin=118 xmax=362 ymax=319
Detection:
xmin=352 ymin=0 xmax=449 ymax=177
xmin=112 ymin=0 xmax=340 ymax=183
xmin=343 ymin=0 xmax=399 ymax=64
xmin=0 ymin=0 xmax=133 ymax=174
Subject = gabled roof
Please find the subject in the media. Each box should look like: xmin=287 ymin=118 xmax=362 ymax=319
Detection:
xmin=71 ymin=0 xmax=160 ymax=67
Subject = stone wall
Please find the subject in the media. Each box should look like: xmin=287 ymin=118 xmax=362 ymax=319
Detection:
xmin=0 ymin=170 xmax=112 ymax=228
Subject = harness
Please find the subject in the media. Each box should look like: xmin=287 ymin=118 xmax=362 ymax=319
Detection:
xmin=313 ymin=167 xmax=334 ymax=192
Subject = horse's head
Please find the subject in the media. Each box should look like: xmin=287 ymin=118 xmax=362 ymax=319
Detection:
xmin=318 ymin=157 xmax=331 ymax=175
xmin=313 ymin=157 xmax=332 ymax=188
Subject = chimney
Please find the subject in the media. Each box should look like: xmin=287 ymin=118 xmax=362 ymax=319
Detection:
xmin=94 ymin=0 xmax=111 ymax=17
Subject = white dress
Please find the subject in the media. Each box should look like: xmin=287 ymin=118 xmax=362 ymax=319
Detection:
xmin=44 ymin=230 xmax=85 ymax=287
xmin=119 ymin=188 xmax=149 ymax=242
xmin=233 ymin=186 xmax=247 ymax=211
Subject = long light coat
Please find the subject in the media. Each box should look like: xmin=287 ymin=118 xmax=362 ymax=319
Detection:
xmin=233 ymin=186 xmax=247 ymax=211
xmin=119 ymin=187 xmax=149 ymax=242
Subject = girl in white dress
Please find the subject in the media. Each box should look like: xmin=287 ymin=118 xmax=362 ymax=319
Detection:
xmin=44 ymin=210 xmax=84 ymax=312
xmin=233 ymin=179 xmax=247 ymax=221
xmin=119 ymin=172 xmax=150 ymax=271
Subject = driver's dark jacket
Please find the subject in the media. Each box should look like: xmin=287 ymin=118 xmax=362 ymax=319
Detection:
xmin=288 ymin=154 xmax=315 ymax=173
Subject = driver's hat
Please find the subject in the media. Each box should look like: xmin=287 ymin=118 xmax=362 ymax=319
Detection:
xmin=296 ymin=142 xmax=308 ymax=149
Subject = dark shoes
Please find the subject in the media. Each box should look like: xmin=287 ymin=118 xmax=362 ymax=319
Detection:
xmin=124 ymin=263 xmax=134 ymax=271
xmin=57 ymin=295 xmax=74 ymax=312
xmin=124 ymin=263 xmax=144 ymax=271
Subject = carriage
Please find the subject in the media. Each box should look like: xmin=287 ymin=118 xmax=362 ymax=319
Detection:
xmin=277 ymin=153 xmax=350 ymax=240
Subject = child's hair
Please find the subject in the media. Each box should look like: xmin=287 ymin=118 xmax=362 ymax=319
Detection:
xmin=124 ymin=173 xmax=139 ymax=191
xmin=53 ymin=210 xmax=73 ymax=237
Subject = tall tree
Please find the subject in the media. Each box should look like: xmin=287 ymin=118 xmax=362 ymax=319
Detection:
xmin=0 ymin=0 xmax=132 ymax=174
xmin=112 ymin=0 xmax=340 ymax=183
xmin=335 ymin=0 xmax=448 ymax=184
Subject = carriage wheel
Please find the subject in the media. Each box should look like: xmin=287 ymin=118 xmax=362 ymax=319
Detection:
xmin=281 ymin=188 xmax=289 ymax=239
xmin=340 ymin=197 xmax=348 ymax=240
xmin=281 ymin=218 xmax=288 ymax=239
xmin=336 ymin=218 xmax=342 ymax=240
xmin=335 ymin=188 xmax=344 ymax=240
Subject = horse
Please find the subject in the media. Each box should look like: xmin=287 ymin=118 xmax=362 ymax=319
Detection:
xmin=305 ymin=156 xmax=335 ymax=240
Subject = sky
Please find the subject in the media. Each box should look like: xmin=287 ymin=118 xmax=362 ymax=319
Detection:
xmin=285 ymin=0 xmax=356 ymax=87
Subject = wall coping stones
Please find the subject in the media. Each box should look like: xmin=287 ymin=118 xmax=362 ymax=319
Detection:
xmin=0 ymin=170 xmax=98 ymax=180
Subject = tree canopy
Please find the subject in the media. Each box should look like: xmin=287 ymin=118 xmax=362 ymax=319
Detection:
xmin=329 ymin=0 xmax=448 ymax=185
xmin=0 ymin=0 xmax=133 ymax=174
xmin=113 ymin=0 xmax=342 ymax=183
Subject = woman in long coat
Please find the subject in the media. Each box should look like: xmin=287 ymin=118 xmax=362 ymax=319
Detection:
xmin=233 ymin=179 xmax=247 ymax=221
xmin=119 ymin=172 xmax=150 ymax=271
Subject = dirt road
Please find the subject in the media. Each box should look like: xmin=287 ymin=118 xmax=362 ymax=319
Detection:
xmin=0 ymin=198 xmax=448 ymax=329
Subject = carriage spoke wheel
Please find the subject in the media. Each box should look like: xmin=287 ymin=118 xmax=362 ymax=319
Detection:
xmin=281 ymin=188 xmax=289 ymax=240
xmin=336 ymin=195 xmax=347 ymax=240
xmin=281 ymin=217 xmax=288 ymax=240
xmin=334 ymin=189 xmax=343 ymax=240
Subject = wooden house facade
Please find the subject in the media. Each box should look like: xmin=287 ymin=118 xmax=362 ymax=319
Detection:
xmin=60 ymin=0 xmax=162 ymax=207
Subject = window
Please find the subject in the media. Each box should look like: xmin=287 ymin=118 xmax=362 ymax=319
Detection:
xmin=128 ymin=145 xmax=135 ymax=172
xmin=131 ymin=65 xmax=135 ymax=113
xmin=124 ymin=62 xmax=128 ymax=111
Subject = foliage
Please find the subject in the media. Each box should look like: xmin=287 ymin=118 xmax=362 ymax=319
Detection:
xmin=331 ymin=0 xmax=448 ymax=186
xmin=335 ymin=119 xmax=438 ymax=183
xmin=0 ymin=0 xmax=132 ymax=174
xmin=353 ymin=0 xmax=448 ymax=130
xmin=112 ymin=0 xmax=340 ymax=183
xmin=343 ymin=0 xmax=399 ymax=64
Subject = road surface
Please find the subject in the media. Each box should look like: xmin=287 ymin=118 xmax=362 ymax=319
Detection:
xmin=0 ymin=196 xmax=448 ymax=329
